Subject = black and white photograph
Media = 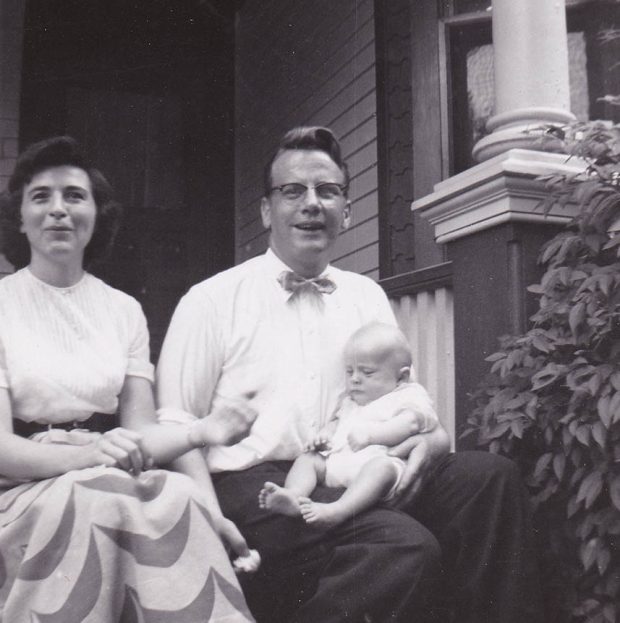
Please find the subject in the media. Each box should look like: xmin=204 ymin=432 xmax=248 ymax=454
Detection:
xmin=0 ymin=1 xmax=618 ymax=621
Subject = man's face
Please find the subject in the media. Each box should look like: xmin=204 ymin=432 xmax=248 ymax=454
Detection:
xmin=261 ymin=149 xmax=351 ymax=277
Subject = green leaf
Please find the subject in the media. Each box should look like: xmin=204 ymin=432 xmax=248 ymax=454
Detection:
xmin=510 ymin=419 xmax=525 ymax=439
xmin=532 ymin=364 xmax=562 ymax=390
xmin=484 ymin=352 xmax=505 ymax=362
xmin=553 ymin=453 xmax=565 ymax=480
xmin=487 ymin=421 xmax=511 ymax=439
xmin=577 ymin=471 xmax=603 ymax=509
xmin=576 ymin=424 xmax=591 ymax=446
xmin=603 ymin=603 xmax=616 ymax=623
xmin=610 ymin=372 xmax=620 ymax=391
xmin=610 ymin=476 xmax=620 ymax=512
xmin=531 ymin=335 xmax=551 ymax=353
xmin=592 ymin=421 xmax=606 ymax=448
xmin=598 ymin=395 xmax=612 ymax=428
xmin=567 ymin=494 xmax=580 ymax=518
xmin=597 ymin=546 xmax=611 ymax=575
xmin=610 ymin=391 xmax=620 ymax=424
xmin=580 ymin=537 xmax=600 ymax=571
xmin=534 ymin=452 xmax=553 ymax=478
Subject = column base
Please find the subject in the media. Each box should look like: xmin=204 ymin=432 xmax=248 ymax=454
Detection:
xmin=473 ymin=107 xmax=576 ymax=162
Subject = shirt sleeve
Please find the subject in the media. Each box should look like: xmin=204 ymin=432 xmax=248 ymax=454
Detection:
xmin=155 ymin=286 xmax=225 ymax=426
xmin=0 ymin=333 xmax=8 ymax=390
xmin=364 ymin=278 xmax=398 ymax=325
xmin=125 ymin=298 xmax=155 ymax=382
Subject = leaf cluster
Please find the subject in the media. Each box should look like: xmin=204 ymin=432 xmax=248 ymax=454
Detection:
xmin=464 ymin=121 xmax=620 ymax=623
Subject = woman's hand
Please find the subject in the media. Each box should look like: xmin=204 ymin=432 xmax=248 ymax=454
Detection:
xmin=86 ymin=427 xmax=154 ymax=474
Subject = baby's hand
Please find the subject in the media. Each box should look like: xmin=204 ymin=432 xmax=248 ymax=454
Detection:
xmin=306 ymin=433 xmax=331 ymax=452
xmin=348 ymin=424 xmax=371 ymax=451
xmin=232 ymin=549 xmax=261 ymax=574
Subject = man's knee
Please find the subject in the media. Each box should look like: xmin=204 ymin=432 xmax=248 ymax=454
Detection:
xmin=441 ymin=450 xmax=523 ymax=492
xmin=362 ymin=508 xmax=442 ymax=571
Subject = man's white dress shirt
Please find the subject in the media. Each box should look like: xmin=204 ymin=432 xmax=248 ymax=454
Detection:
xmin=156 ymin=249 xmax=396 ymax=472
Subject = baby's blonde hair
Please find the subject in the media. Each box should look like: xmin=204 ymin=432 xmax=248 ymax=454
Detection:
xmin=345 ymin=322 xmax=412 ymax=370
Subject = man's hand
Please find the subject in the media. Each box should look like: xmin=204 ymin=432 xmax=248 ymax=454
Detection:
xmin=192 ymin=393 xmax=258 ymax=447
xmin=388 ymin=426 xmax=451 ymax=507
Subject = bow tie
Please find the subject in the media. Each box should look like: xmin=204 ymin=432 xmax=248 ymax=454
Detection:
xmin=277 ymin=271 xmax=337 ymax=307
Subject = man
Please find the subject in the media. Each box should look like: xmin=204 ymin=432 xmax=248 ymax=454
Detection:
xmin=156 ymin=126 xmax=543 ymax=622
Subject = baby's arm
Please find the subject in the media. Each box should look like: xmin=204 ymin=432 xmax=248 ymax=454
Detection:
xmin=348 ymin=408 xmax=426 ymax=451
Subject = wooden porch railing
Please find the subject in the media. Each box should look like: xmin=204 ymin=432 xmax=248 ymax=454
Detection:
xmin=380 ymin=262 xmax=455 ymax=446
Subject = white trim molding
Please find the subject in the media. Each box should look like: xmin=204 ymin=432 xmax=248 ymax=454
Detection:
xmin=412 ymin=148 xmax=586 ymax=244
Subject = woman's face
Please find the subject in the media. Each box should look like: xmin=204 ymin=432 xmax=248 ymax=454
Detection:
xmin=20 ymin=166 xmax=97 ymax=266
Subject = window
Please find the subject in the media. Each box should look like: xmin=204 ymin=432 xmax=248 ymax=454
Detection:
xmin=444 ymin=1 xmax=620 ymax=174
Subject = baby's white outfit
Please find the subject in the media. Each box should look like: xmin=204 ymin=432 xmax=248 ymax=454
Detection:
xmin=323 ymin=382 xmax=438 ymax=500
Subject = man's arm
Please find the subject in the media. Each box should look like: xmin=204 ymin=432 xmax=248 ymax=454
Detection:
xmin=388 ymin=424 xmax=451 ymax=504
xmin=155 ymin=287 xmax=256 ymax=560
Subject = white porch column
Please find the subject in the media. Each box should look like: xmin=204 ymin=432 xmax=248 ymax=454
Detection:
xmin=472 ymin=0 xmax=576 ymax=162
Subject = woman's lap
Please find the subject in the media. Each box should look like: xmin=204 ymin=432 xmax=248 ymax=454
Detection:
xmin=0 ymin=467 xmax=253 ymax=623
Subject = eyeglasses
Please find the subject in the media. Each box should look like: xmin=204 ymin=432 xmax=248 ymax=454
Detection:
xmin=269 ymin=182 xmax=348 ymax=203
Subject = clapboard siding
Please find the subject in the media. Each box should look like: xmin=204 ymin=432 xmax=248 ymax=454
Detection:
xmin=0 ymin=0 xmax=26 ymax=279
xmin=235 ymin=0 xmax=379 ymax=276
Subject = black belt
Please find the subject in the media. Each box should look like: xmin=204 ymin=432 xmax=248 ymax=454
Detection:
xmin=13 ymin=412 xmax=117 ymax=438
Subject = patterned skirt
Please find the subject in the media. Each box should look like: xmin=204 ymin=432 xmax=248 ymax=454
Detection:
xmin=0 ymin=466 xmax=254 ymax=623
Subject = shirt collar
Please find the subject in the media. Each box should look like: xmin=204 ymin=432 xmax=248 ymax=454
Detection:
xmin=264 ymin=248 xmax=334 ymax=286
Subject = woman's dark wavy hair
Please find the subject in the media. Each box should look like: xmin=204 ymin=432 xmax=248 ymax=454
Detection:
xmin=263 ymin=126 xmax=350 ymax=197
xmin=0 ymin=136 xmax=121 ymax=268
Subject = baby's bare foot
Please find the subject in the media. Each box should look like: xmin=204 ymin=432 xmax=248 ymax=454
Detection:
xmin=258 ymin=482 xmax=301 ymax=517
xmin=299 ymin=498 xmax=347 ymax=528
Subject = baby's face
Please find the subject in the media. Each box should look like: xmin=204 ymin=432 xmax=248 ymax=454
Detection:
xmin=344 ymin=346 xmax=401 ymax=406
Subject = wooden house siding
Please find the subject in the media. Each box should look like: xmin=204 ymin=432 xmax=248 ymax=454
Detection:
xmin=0 ymin=0 xmax=26 ymax=279
xmin=235 ymin=0 xmax=380 ymax=276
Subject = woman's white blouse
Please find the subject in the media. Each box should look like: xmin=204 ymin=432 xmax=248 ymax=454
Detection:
xmin=0 ymin=268 xmax=154 ymax=424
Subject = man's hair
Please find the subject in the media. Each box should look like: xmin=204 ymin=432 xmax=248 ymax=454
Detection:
xmin=0 ymin=135 xmax=121 ymax=268
xmin=263 ymin=126 xmax=350 ymax=197
xmin=346 ymin=322 xmax=413 ymax=370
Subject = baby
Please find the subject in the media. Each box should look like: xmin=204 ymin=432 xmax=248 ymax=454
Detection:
xmin=258 ymin=322 xmax=437 ymax=528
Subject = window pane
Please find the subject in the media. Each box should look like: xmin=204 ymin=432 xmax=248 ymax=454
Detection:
xmin=450 ymin=14 xmax=609 ymax=173
xmin=454 ymin=0 xmax=491 ymax=14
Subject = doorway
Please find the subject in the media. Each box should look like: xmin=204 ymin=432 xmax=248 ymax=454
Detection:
xmin=19 ymin=0 xmax=237 ymax=358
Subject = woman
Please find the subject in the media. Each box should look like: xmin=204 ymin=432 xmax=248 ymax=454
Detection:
xmin=0 ymin=136 xmax=256 ymax=622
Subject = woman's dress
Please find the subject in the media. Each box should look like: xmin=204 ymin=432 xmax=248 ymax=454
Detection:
xmin=0 ymin=268 xmax=254 ymax=623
